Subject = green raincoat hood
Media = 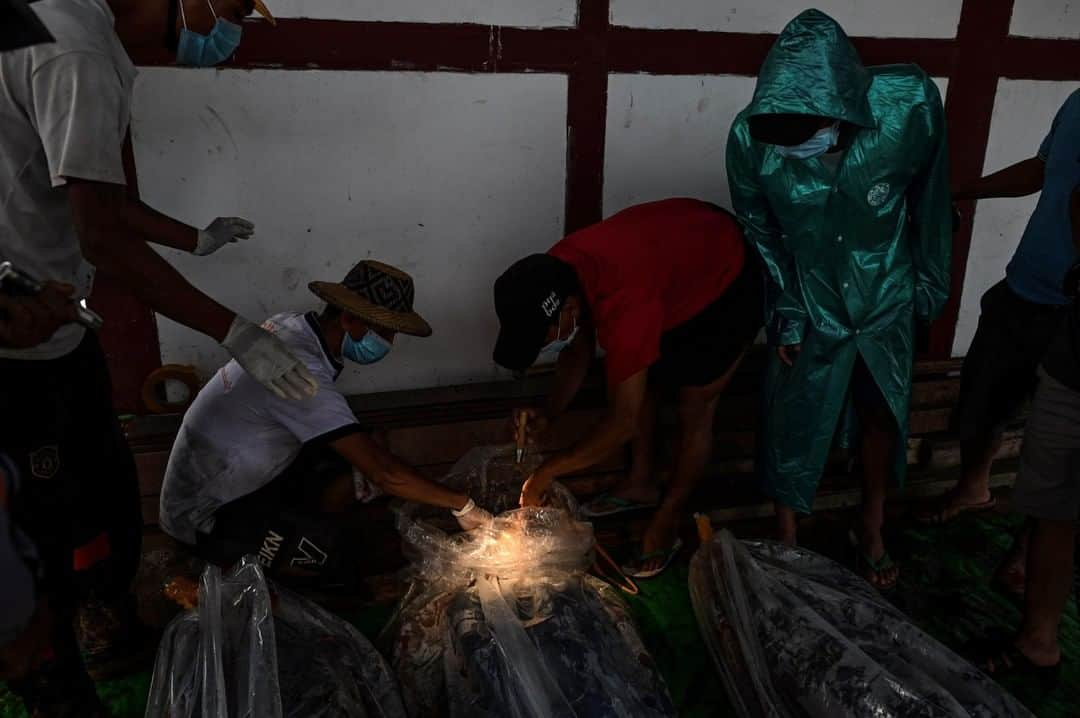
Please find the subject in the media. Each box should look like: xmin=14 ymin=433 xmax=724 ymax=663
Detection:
xmin=747 ymin=9 xmax=874 ymax=128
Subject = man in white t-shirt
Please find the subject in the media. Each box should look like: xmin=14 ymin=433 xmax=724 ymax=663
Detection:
xmin=0 ymin=1 xmax=310 ymax=715
xmin=161 ymin=260 xmax=492 ymax=585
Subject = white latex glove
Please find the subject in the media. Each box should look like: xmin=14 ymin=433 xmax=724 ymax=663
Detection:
xmin=453 ymin=498 xmax=493 ymax=531
xmin=221 ymin=316 xmax=319 ymax=400
xmin=352 ymin=468 xmax=383 ymax=503
xmin=194 ymin=217 xmax=255 ymax=256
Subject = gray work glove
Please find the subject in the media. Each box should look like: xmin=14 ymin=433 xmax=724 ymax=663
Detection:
xmin=194 ymin=217 xmax=255 ymax=256
xmin=221 ymin=316 xmax=318 ymax=401
xmin=453 ymin=498 xmax=494 ymax=531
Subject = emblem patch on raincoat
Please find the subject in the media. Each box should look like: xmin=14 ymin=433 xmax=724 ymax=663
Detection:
xmin=867 ymin=182 xmax=890 ymax=207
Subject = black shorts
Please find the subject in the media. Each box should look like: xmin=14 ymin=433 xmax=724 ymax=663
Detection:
xmin=0 ymin=332 xmax=141 ymax=605
xmin=0 ymin=333 xmax=141 ymax=701
xmin=952 ymin=280 xmax=1065 ymax=441
xmin=650 ymin=248 xmax=764 ymax=389
xmin=194 ymin=445 xmax=366 ymax=583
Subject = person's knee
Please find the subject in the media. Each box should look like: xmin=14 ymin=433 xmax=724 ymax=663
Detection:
xmin=857 ymin=397 xmax=895 ymax=435
xmin=678 ymin=390 xmax=712 ymax=423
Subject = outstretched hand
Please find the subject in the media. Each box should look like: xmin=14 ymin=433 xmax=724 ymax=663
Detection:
xmin=519 ymin=471 xmax=552 ymax=507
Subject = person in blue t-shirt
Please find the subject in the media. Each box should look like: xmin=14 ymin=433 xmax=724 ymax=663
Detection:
xmin=972 ymin=178 xmax=1080 ymax=686
xmin=920 ymin=89 xmax=1080 ymax=526
xmin=918 ymin=90 xmax=1080 ymax=547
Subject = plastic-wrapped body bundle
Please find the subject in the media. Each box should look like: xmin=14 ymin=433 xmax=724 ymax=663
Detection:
xmin=386 ymin=445 xmax=675 ymax=718
xmin=688 ymin=530 xmax=1034 ymax=718
xmin=146 ymin=556 xmax=407 ymax=718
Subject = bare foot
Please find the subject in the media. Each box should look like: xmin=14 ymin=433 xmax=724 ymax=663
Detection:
xmin=1013 ymin=634 xmax=1063 ymax=669
xmin=636 ymin=509 xmax=680 ymax=574
xmin=584 ymin=482 xmax=661 ymax=517
xmin=915 ymin=487 xmax=995 ymax=525
xmin=857 ymin=529 xmax=899 ymax=589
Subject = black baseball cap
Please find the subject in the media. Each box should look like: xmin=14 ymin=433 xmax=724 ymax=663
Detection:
xmin=493 ymin=254 xmax=578 ymax=371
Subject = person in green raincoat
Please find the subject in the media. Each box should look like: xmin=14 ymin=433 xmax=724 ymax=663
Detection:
xmin=726 ymin=9 xmax=951 ymax=589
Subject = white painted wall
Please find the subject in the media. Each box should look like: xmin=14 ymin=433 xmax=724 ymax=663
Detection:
xmin=603 ymin=75 xmax=754 ymax=214
xmin=125 ymin=0 xmax=1080 ymax=393
xmin=268 ymin=0 xmax=576 ymax=26
xmin=1010 ymin=0 xmax=1080 ymax=39
xmin=604 ymin=75 xmax=948 ymax=215
xmin=951 ymin=80 xmax=1079 ymax=356
xmin=610 ymin=0 xmax=963 ymax=37
xmin=132 ymin=69 xmax=566 ymax=394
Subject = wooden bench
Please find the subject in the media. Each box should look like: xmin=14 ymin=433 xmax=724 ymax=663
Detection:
xmin=125 ymin=350 xmax=1020 ymax=533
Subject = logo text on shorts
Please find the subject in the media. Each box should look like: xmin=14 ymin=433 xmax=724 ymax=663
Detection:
xmin=258 ymin=530 xmax=284 ymax=567
xmin=29 ymin=445 xmax=60 ymax=480
xmin=291 ymin=537 xmax=329 ymax=567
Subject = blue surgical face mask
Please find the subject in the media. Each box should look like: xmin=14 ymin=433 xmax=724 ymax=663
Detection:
xmin=775 ymin=121 xmax=841 ymax=160
xmin=542 ymin=313 xmax=578 ymax=355
xmin=342 ymin=330 xmax=392 ymax=365
xmin=175 ymin=1 xmax=242 ymax=67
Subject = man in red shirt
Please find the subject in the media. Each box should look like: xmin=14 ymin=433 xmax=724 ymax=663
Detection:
xmin=493 ymin=198 xmax=762 ymax=577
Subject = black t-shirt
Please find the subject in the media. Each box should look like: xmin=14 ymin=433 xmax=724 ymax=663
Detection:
xmin=1042 ymin=304 xmax=1080 ymax=391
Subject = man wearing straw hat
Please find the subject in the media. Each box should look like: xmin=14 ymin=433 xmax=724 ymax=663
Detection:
xmin=160 ymin=260 xmax=492 ymax=586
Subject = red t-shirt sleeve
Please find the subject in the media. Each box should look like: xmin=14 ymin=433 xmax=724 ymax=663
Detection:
xmin=597 ymin=293 xmax=664 ymax=389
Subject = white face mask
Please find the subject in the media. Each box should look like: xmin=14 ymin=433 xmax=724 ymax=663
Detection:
xmin=775 ymin=120 xmax=841 ymax=160
xmin=542 ymin=311 xmax=578 ymax=355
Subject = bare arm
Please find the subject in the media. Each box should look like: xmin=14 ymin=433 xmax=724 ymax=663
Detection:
xmin=953 ymin=157 xmax=1044 ymax=201
xmin=123 ymin=202 xmax=199 ymax=252
xmin=331 ymin=432 xmax=469 ymax=511
xmin=520 ymin=370 xmax=647 ymax=505
xmin=67 ymin=180 xmax=235 ymax=342
xmin=120 ymin=131 xmax=199 ymax=252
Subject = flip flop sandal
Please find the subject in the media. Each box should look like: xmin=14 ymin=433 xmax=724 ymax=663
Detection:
xmin=849 ymin=530 xmax=899 ymax=591
xmin=968 ymin=629 xmax=1061 ymax=690
xmin=915 ymin=495 xmax=997 ymax=526
xmin=621 ymin=538 xmax=683 ymax=579
xmin=581 ymin=492 xmax=660 ymax=518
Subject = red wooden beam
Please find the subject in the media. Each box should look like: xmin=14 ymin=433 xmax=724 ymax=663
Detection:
xmin=88 ymin=277 xmax=160 ymax=414
xmin=607 ymin=32 xmax=957 ymax=76
xmin=132 ymin=20 xmax=584 ymax=72
xmin=91 ymin=136 xmax=161 ymax=414
xmin=1000 ymin=37 xmax=1080 ymax=80
xmin=928 ymin=0 xmax=1015 ymax=358
xmin=564 ymin=0 xmax=609 ymax=233
xmin=132 ymin=17 xmax=1080 ymax=83
xmin=136 ymin=21 xmax=967 ymax=78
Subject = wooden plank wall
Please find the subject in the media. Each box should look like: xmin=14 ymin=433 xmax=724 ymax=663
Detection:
xmin=126 ymin=350 xmax=1021 ymax=529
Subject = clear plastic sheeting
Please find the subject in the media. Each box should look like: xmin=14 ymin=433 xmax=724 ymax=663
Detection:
xmin=689 ymin=530 xmax=1035 ymax=718
xmin=386 ymin=445 xmax=676 ymax=718
xmin=146 ymin=556 xmax=407 ymax=718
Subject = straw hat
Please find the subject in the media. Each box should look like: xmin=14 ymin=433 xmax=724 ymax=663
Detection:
xmin=309 ymin=260 xmax=432 ymax=337
xmin=253 ymin=0 xmax=277 ymax=25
